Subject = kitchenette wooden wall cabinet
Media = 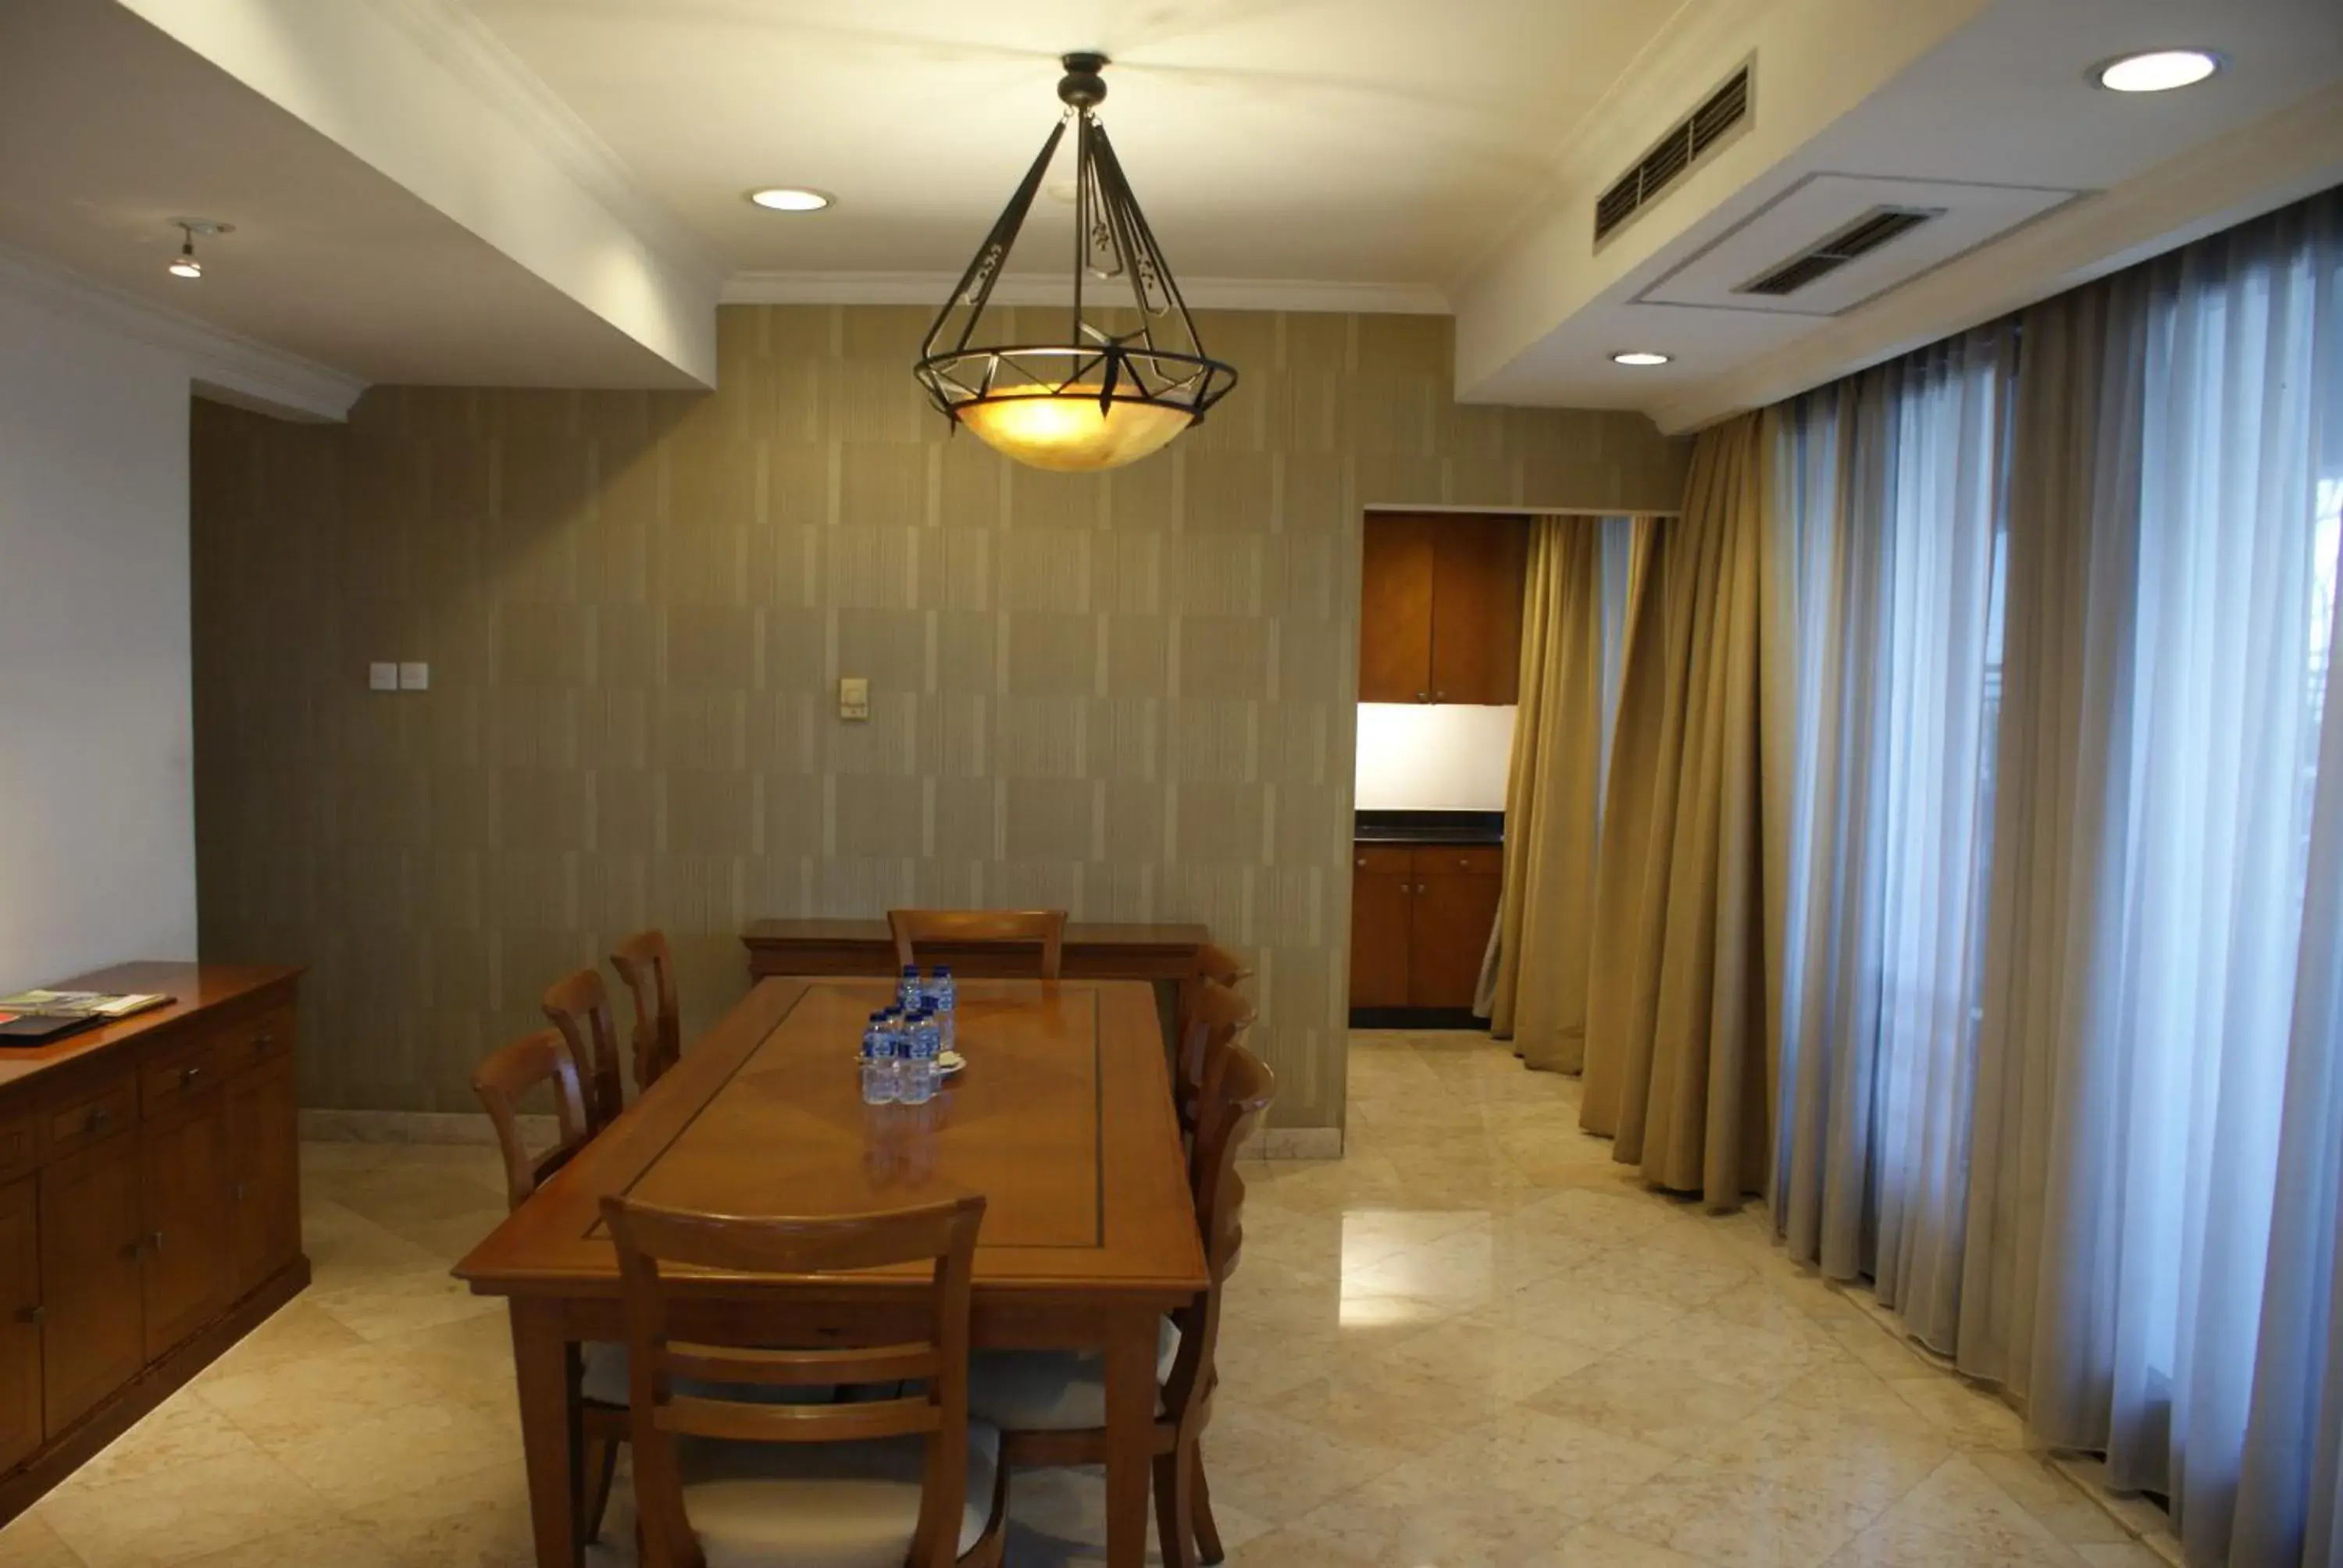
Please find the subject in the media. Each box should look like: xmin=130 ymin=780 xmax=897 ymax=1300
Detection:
xmin=1348 ymin=843 xmax=1504 ymax=1011
xmin=0 ymin=963 xmax=306 ymax=1524
xmin=1357 ymin=512 xmax=1529 ymax=705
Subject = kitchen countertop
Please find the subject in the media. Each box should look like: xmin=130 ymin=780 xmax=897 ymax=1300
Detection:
xmin=1354 ymin=809 xmax=1504 ymax=845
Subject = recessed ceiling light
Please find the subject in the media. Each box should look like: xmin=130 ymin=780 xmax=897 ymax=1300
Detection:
xmin=2095 ymin=49 xmax=2221 ymax=93
xmin=747 ymin=187 xmax=833 ymax=212
xmin=1610 ymin=351 xmax=1671 ymax=367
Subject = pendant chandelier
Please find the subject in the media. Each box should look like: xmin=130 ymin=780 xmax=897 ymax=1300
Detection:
xmin=915 ymin=52 xmax=1237 ymax=473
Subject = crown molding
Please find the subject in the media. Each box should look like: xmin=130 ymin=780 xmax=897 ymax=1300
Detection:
xmin=720 ymin=270 xmax=1451 ymax=315
xmin=1646 ymin=80 xmax=2343 ymax=434
xmin=0 ymin=242 xmax=366 ymax=422
xmin=356 ymin=0 xmax=726 ymax=291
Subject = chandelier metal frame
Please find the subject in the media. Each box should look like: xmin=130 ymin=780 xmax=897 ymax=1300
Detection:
xmin=913 ymin=53 xmax=1238 ymax=445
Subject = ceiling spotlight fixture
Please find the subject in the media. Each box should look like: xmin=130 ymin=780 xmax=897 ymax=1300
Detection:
xmin=747 ymin=187 xmax=833 ymax=212
xmin=1611 ymin=351 xmax=1672 ymax=367
xmin=914 ymin=52 xmax=1236 ymax=473
xmin=2095 ymin=48 xmax=2221 ymax=93
xmin=166 ymin=219 xmax=232 ymax=280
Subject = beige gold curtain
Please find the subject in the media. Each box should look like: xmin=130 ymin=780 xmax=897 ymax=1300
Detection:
xmin=1487 ymin=521 xmax=1609 ymax=1071
xmin=1580 ymin=413 xmax=1775 ymax=1206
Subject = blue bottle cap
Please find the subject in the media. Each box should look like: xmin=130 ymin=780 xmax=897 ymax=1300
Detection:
xmin=935 ymin=965 xmax=952 ymax=978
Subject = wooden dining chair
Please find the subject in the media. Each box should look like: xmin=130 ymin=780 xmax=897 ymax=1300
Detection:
xmin=965 ymin=1038 xmax=1275 ymax=1568
xmin=1190 ymin=942 xmax=1253 ymax=990
xmin=887 ymin=908 xmax=1068 ymax=981
xmin=1174 ymin=979 xmax=1257 ymax=1150
xmin=543 ymin=967 xmax=625 ymax=1133
xmin=471 ymin=1028 xmax=592 ymax=1210
xmin=470 ymin=1029 xmax=630 ymax=1544
xmin=601 ymin=1192 xmax=1007 ymax=1568
xmin=608 ymin=928 xmax=682 ymax=1092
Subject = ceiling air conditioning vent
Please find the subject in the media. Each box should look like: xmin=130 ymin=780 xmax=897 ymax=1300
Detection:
xmin=1737 ymin=205 xmax=1942 ymax=296
xmin=1593 ymin=64 xmax=1753 ymax=244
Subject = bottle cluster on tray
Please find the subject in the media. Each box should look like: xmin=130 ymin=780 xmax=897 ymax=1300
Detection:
xmin=860 ymin=965 xmax=958 ymax=1107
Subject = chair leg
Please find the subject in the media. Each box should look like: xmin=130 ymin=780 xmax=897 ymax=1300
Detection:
xmin=582 ymin=1435 xmax=622 ymax=1544
xmin=1192 ymin=1443 xmax=1225 ymax=1566
xmin=1154 ymin=1441 xmax=1200 ymax=1568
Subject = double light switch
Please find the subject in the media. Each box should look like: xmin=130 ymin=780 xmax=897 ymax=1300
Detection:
xmin=368 ymin=662 xmax=430 ymax=692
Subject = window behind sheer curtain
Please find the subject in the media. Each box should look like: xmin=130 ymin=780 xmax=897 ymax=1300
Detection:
xmin=1772 ymin=326 xmax=2012 ymax=1338
xmin=2106 ymin=230 xmax=2341 ymax=1442
xmin=1766 ymin=185 xmax=2343 ymax=1566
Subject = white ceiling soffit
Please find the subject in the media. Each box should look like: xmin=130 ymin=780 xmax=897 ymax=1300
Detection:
xmin=1635 ymin=174 xmax=2081 ymax=319
xmin=1457 ymin=0 xmax=2343 ymax=426
xmin=0 ymin=0 xmax=710 ymax=393
xmin=1449 ymin=0 xmax=1996 ymax=396
xmin=0 ymin=241 xmax=363 ymax=421
xmin=112 ymin=0 xmax=723 ymax=387
xmin=1646 ymin=80 xmax=2343 ymax=434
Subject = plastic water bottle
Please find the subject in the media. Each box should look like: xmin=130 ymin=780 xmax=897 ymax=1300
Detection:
xmin=930 ymin=966 xmax=957 ymax=1055
xmin=900 ymin=1009 xmax=941 ymax=1105
xmin=860 ymin=1010 xmax=899 ymax=1105
xmin=897 ymin=965 xmax=922 ymax=1011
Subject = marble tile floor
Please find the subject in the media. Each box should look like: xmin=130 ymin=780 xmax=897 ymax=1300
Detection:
xmin=0 ymin=1029 xmax=2177 ymax=1568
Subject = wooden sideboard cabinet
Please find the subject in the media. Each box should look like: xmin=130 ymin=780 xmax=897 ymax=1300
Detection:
xmin=1349 ymin=843 xmax=1504 ymax=1014
xmin=0 ymin=963 xmax=306 ymax=1523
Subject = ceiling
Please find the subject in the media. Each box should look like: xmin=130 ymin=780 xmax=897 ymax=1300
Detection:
xmin=0 ymin=0 xmax=700 ymax=394
xmin=5 ymin=0 xmax=2341 ymax=426
xmin=1470 ymin=0 xmax=2343 ymax=416
xmin=453 ymin=0 xmax=1689 ymax=287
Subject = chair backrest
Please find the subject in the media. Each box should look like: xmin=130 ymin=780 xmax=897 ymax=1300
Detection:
xmin=1175 ymin=944 xmax=1251 ymax=1123
xmin=1192 ymin=942 xmax=1254 ymax=989
xmin=608 ymin=928 xmax=682 ymax=1093
xmin=543 ymin=967 xmax=625 ymax=1134
xmin=886 ymin=908 xmax=1068 ymax=981
xmin=471 ymin=1028 xmax=591 ymax=1211
xmin=1174 ymin=979 xmax=1256 ymax=1146
xmin=1161 ymin=1039 xmax=1274 ymax=1435
xmin=601 ymin=1193 xmax=988 ymax=1568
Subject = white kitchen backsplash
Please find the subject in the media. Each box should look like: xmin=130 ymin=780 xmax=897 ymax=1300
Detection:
xmin=1354 ymin=703 xmax=1517 ymax=811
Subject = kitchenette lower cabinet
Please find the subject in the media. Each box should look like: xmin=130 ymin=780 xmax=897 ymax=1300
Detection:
xmin=0 ymin=964 xmax=307 ymax=1525
xmin=1349 ymin=843 xmax=1503 ymax=1022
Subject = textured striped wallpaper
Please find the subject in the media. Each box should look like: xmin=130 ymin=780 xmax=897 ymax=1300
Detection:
xmin=190 ymin=305 xmax=1688 ymax=1133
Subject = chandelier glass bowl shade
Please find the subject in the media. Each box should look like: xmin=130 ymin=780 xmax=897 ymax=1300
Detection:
xmin=915 ymin=53 xmax=1236 ymax=472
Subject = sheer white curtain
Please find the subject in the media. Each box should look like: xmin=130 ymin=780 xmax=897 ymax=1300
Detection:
xmin=1771 ymin=328 xmax=2011 ymax=1348
xmin=1958 ymin=191 xmax=2343 ymax=1567
xmin=1765 ymin=189 xmax=2343 ymax=1566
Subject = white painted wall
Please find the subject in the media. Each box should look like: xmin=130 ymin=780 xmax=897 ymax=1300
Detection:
xmin=1354 ymin=703 xmax=1517 ymax=811
xmin=0 ymin=282 xmax=198 ymax=991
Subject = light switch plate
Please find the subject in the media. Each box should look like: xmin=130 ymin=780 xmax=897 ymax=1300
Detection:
xmin=838 ymin=676 xmax=870 ymax=721
xmin=398 ymin=661 xmax=430 ymax=691
xmin=368 ymin=662 xmax=398 ymax=692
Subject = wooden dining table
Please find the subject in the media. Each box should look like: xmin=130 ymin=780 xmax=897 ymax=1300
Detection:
xmin=454 ymin=975 xmax=1209 ymax=1568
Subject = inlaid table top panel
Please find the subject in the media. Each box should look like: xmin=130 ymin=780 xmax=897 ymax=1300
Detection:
xmin=455 ymin=977 xmax=1206 ymax=1301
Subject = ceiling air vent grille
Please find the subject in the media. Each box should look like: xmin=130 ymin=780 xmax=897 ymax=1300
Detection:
xmin=1737 ymin=205 xmax=1942 ymax=296
xmin=1593 ymin=65 xmax=1752 ymax=244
